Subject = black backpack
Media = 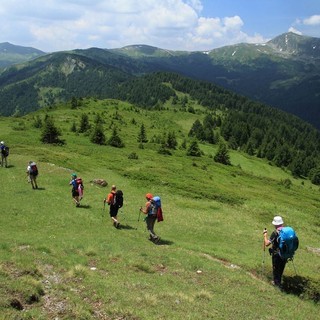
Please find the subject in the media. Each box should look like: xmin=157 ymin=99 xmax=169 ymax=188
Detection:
xmin=2 ymin=146 xmax=9 ymax=157
xmin=29 ymin=163 xmax=38 ymax=176
xmin=114 ymin=190 xmax=123 ymax=208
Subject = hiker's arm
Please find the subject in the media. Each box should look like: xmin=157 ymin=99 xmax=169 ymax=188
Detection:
xmin=263 ymin=229 xmax=271 ymax=246
xmin=140 ymin=202 xmax=150 ymax=214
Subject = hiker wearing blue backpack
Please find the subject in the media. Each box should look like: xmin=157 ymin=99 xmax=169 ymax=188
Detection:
xmin=263 ymin=216 xmax=299 ymax=288
xmin=139 ymin=193 xmax=161 ymax=243
xmin=69 ymin=173 xmax=83 ymax=207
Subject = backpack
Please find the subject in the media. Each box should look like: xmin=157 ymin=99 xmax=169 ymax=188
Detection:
xmin=114 ymin=190 xmax=124 ymax=208
xmin=76 ymin=178 xmax=84 ymax=197
xmin=278 ymin=226 xmax=299 ymax=260
xmin=29 ymin=163 xmax=38 ymax=176
xmin=150 ymin=196 xmax=163 ymax=222
xmin=2 ymin=146 xmax=9 ymax=157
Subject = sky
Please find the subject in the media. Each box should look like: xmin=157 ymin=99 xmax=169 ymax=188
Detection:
xmin=0 ymin=0 xmax=319 ymax=53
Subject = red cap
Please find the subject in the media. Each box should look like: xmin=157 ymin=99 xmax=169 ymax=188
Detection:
xmin=146 ymin=193 xmax=153 ymax=200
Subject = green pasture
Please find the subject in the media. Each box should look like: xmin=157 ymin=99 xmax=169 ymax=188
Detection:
xmin=0 ymin=100 xmax=319 ymax=319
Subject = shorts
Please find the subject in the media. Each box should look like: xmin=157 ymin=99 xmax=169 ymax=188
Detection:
xmin=109 ymin=205 xmax=119 ymax=217
xmin=72 ymin=189 xmax=79 ymax=197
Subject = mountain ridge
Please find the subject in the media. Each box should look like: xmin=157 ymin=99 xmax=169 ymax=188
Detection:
xmin=0 ymin=32 xmax=319 ymax=129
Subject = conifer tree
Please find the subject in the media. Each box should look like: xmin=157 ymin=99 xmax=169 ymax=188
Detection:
xmin=137 ymin=123 xmax=148 ymax=143
xmin=167 ymin=131 xmax=177 ymax=149
xmin=214 ymin=141 xmax=231 ymax=165
xmin=187 ymin=139 xmax=202 ymax=157
xmin=41 ymin=115 xmax=64 ymax=144
xmin=91 ymin=123 xmax=106 ymax=145
xmin=79 ymin=113 xmax=90 ymax=133
xmin=108 ymin=127 xmax=124 ymax=148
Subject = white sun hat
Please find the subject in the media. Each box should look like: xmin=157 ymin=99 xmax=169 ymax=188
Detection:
xmin=272 ymin=216 xmax=284 ymax=225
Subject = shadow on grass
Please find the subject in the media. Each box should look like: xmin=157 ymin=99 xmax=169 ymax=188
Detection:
xmin=282 ymin=275 xmax=320 ymax=303
xmin=119 ymin=224 xmax=137 ymax=230
xmin=2 ymin=164 xmax=14 ymax=168
xmin=156 ymin=238 xmax=174 ymax=246
xmin=34 ymin=187 xmax=45 ymax=191
xmin=78 ymin=204 xmax=91 ymax=209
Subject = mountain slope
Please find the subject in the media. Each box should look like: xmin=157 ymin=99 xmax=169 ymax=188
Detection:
xmin=112 ymin=33 xmax=320 ymax=129
xmin=0 ymin=100 xmax=319 ymax=318
xmin=0 ymin=33 xmax=319 ymax=129
xmin=0 ymin=42 xmax=45 ymax=68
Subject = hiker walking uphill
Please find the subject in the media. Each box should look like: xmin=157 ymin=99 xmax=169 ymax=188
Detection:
xmin=105 ymin=185 xmax=123 ymax=228
xmin=0 ymin=141 xmax=9 ymax=168
xmin=69 ymin=173 xmax=84 ymax=207
xmin=26 ymin=161 xmax=39 ymax=189
xmin=140 ymin=193 xmax=161 ymax=243
xmin=263 ymin=216 xmax=299 ymax=288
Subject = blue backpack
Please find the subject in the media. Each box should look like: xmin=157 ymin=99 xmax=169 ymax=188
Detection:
xmin=278 ymin=226 xmax=299 ymax=260
xmin=150 ymin=196 xmax=164 ymax=222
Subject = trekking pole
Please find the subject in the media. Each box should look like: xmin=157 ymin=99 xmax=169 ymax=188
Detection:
xmin=102 ymin=198 xmax=106 ymax=219
xmin=290 ymin=259 xmax=298 ymax=276
xmin=138 ymin=208 xmax=142 ymax=222
xmin=262 ymin=228 xmax=267 ymax=274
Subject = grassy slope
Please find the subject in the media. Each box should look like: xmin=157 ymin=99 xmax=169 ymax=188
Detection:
xmin=0 ymin=99 xmax=319 ymax=319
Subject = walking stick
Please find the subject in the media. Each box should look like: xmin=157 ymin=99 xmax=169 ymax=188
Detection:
xmin=262 ymin=228 xmax=267 ymax=274
xmin=102 ymin=198 xmax=106 ymax=219
xmin=138 ymin=208 xmax=142 ymax=222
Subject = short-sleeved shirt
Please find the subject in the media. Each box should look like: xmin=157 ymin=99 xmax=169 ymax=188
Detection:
xmin=269 ymin=227 xmax=283 ymax=253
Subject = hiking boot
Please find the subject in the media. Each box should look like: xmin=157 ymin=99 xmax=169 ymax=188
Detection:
xmin=154 ymin=236 xmax=161 ymax=244
xmin=116 ymin=222 xmax=120 ymax=229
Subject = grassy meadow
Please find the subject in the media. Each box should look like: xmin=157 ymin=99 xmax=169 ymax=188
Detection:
xmin=0 ymin=98 xmax=319 ymax=319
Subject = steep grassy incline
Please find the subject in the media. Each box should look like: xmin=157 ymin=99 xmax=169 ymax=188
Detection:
xmin=0 ymin=100 xmax=319 ymax=319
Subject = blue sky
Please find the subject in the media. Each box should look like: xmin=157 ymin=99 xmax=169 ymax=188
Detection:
xmin=0 ymin=0 xmax=319 ymax=52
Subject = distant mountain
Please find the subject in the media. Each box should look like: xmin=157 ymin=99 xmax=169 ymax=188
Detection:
xmin=0 ymin=33 xmax=319 ymax=129
xmin=0 ymin=42 xmax=45 ymax=68
xmin=112 ymin=33 xmax=320 ymax=129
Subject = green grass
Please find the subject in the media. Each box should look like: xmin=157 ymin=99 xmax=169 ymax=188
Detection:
xmin=0 ymin=99 xmax=319 ymax=319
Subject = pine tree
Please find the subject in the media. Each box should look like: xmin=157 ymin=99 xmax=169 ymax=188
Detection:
xmin=41 ymin=116 xmax=64 ymax=144
xmin=214 ymin=141 xmax=231 ymax=165
xmin=137 ymin=124 xmax=148 ymax=143
xmin=79 ymin=113 xmax=91 ymax=133
xmin=187 ymin=139 xmax=202 ymax=157
xmin=91 ymin=123 xmax=106 ymax=145
xmin=108 ymin=127 xmax=124 ymax=148
xmin=167 ymin=131 xmax=177 ymax=149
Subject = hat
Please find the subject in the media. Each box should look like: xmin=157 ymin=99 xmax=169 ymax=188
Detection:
xmin=272 ymin=216 xmax=284 ymax=225
xmin=146 ymin=193 xmax=153 ymax=200
xmin=0 ymin=141 xmax=4 ymax=145
xmin=71 ymin=173 xmax=77 ymax=178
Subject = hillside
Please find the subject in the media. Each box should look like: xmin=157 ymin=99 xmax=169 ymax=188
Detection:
xmin=0 ymin=42 xmax=45 ymax=68
xmin=0 ymin=69 xmax=320 ymax=186
xmin=0 ymin=32 xmax=319 ymax=129
xmin=0 ymin=98 xmax=319 ymax=319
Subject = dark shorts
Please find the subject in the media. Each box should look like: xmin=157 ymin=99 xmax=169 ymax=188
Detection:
xmin=72 ymin=189 xmax=79 ymax=197
xmin=109 ymin=205 xmax=119 ymax=217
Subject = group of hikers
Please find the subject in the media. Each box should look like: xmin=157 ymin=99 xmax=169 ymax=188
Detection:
xmin=3 ymin=140 xmax=299 ymax=286
xmin=69 ymin=174 xmax=162 ymax=243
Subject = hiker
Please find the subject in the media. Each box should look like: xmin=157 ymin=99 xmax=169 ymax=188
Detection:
xmin=69 ymin=173 xmax=82 ymax=207
xmin=105 ymin=185 xmax=121 ymax=228
xmin=139 ymin=193 xmax=160 ymax=243
xmin=263 ymin=215 xmax=287 ymax=288
xmin=26 ymin=161 xmax=38 ymax=189
xmin=0 ymin=141 xmax=9 ymax=168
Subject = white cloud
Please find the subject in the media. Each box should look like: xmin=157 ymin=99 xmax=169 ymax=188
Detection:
xmin=288 ymin=27 xmax=302 ymax=36
xmin=303 ymin=15 xmax=320 ymax=26
xmin=0 ymin=0 xmax=267 ymax=52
